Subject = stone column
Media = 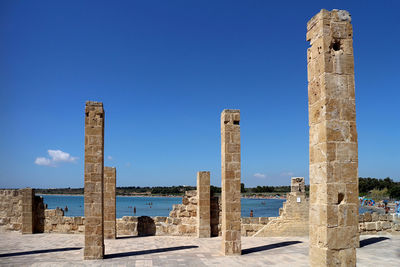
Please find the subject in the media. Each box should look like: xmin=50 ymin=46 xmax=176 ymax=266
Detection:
xmin=307 ymin=10 xmax=358 ymax=266
xmin=291 ymin=177 xmax=305 ymax=194
xmin=104 ymin=166 xmax=116 ymax=239
xmin=21 ymin=188 xmax=34 ymax=234
xmin=197 ymin=171 xmax=211 ymax=238
xmin=84 ymin=101 xmax=105 ymax=260
xmin=221 ymin=109 xmax=241 ymax=255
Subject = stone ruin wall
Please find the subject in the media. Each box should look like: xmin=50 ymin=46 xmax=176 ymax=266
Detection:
xmin=1 ymin=189 xmax=399 ymax=236
xmin=252 ymin=177 xmax=309 ymax=237
xmin=0 ymin=190 xmax=23 ymax=231
xmin=358 ymin=212 xmax=400 ymax=234
xmin=0 ymin=189 xmax=44 ymax=233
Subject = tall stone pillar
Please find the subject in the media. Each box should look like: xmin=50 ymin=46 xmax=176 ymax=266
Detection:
xmin=84 ymin=101 xmax=105 ymax=260
xmin=197 ymin=171 xmax=211 ymax=238
xmin=21 ymin=188 xmax=34 ymax=234
xmin=104 ymin=166 xmax=116 ymax=239
xmin=307 ymin=10 xmax=358 ymax=266
xmin=221 ymin=109 xmax=241 ymax=255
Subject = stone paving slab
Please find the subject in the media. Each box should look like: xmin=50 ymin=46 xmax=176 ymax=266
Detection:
xmin=0 ymin=232 xmax=399 ymax=266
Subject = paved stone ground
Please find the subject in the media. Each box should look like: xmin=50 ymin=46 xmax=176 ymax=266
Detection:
xmin=0 ymin=232 xmax=399 ymax=266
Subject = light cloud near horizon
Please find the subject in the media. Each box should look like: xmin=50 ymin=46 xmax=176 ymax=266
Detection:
xmin=107 ymin=156 xmax=113 ymax=160
xmin=253 ymin=173 xmax=266 ymax=179
xmin=280 ymin=171 xmax=294 ymax=177
xmin=35 ymin=149 xmax=78 ymax=167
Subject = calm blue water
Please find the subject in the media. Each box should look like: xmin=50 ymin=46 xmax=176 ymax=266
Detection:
xmin=39 ymin=195 xmax=285 ymax=218
xmin=39 ymin=195 xmax=370 ymax=218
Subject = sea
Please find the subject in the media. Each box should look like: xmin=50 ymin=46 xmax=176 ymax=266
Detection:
xmin=39 ymin=195 xmax=373 ymax=218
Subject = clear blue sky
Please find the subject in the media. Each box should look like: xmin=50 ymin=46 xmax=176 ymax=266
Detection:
xmin=1 ymin=0 xmax=399 ymax=188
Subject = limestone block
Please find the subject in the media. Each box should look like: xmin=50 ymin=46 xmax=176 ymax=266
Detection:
xmin=376 ymin=222 xmax=382 ymax=231
xmin=104 ymin=166 xmax=116 ymax=239
xmin=365 ymin=222 xmax=376 ymax=231
xmin=84 ymin=101 xmax=105 ymax=260
xmin=378 ymin=214 xmax=387 ymax=221
xmin=363 ymin=213 xmax=372 ymax=222
xmin=307 ymin=9 xmax=358 ymax=266
xmin=221 ymin=109 xmax=241 ymax=255
xmin=154 ymin=216 xmax=167 ymax=223
xmin=241 ymin=218 xmax=250 ymax=224
xmin=381 ymin=221 xmax=391 ymax=230
xmin=182 ymin=197 xmax=189 ymax=205
xmin=371 ymin=212 xmax=379 ymax=222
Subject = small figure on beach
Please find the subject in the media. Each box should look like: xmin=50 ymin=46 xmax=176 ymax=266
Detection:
xmin=134 ymin=206 xmax=136 ymax=214
xmin=250 ymin=210 xmax=253 ymax=217
xmin=65 ymin=206 xmax=68 ymax=212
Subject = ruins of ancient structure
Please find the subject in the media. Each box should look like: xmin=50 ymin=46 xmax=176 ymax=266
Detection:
xmin=21 ymin=188 xmax=34 ymax=234
xmin=104 ymin=166 xmax=116 ymax=239
xmin=307 ymin=9 xmax=358 ymax=266
xmin=84 ymin=101 xmax=105 ymax=260
xmin=221 ymin=109 xmax=241 ymax=255
xmin=253 ymin=177 xmax=309 ymax=237
xmin=197 ymin=171 xmax=211 ymax=238
xmin=0 ymin=9 xmax=385 ymax=266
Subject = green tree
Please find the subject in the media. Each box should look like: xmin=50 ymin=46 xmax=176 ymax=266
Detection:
xmin=389 ymin=185 xmax=400 ymax=199
xmin=241 ymin=183 xmax=246 ymax=193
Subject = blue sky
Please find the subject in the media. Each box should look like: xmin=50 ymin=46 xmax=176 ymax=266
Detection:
xmin=1 ymin=0 xmax=399 ymax=188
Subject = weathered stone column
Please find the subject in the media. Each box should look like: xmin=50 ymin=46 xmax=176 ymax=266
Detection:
xmin=307 ymin=9 xmax=358 ymax=266
xmin=291 ymin=177 xmax=305 ymax=194
xmin=21 ymin=188 xmax=34 ymax=234
xmin=104 ymin=166 xmax=116 ymax=239
xmin=221 ymin=109 xmax=241 ymax=255
xmin=84 ymin=101 xmax=105 ymax=260
xmin=197 ymin=171 xmax=211 ymax=238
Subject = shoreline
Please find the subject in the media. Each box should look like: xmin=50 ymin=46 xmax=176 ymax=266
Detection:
xmin=37 ymin=193 xmax=286 ymax=200
xmin=37 ymin=193 xmax=182 ymax=198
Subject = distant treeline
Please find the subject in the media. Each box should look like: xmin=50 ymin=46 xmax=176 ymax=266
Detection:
xmin=34 ymin=177 xmax=400 ymax=199
xmin=35 ymin=186 xmax=197 ymax=196
xmin=35 ymin=185 xmax=295 ymax=196
xmin=359 ymin=177 xmax=400 ymax=199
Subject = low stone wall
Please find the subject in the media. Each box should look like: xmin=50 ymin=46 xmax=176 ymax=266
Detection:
xmin=44 ymin=208 xmax=85 ymax=234
xmin=0 ymin=189 xmax=44 ymax=232
xmin=166 ymin=190 xmax=197 ymax=236
xmin=359 ymin=212 xmax=400 ymax=235
xmin=2 ymin=189 xmax=400 ymax=237
xmin=241 ymin=217 xmax=271 ymax=236
xmin=252 ymin=192 xmax=309 ymax=237
xmin=0 ymin=190 xmax=23 ymax=231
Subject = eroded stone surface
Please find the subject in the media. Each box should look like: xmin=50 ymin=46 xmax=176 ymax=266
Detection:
xmin=221 ymin=109 xmax=241 ymax=255
xmin=197 ymin=171 xmax=211 ymax=238
xmin=21 ymin=188 xmax=34 ymax=234
xmin=84 ymin=101 xmax=105 ymax=259
xmin=104 ymin=167 xmax=116 ymax=239
xmin=307 ymin=9 xmax=358 ymax=266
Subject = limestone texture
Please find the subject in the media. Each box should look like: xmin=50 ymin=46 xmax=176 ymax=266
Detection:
xmin=252 ymin=177 xmax=309 ymax=237
xmin=21 ymin=188 xmax=34 ymax=234
xmin=307 ymin=9 xmax=358 ymax=267
xmin=84 ymin=101 xmax=105 ymax=259
xmin=197 ymin=171 xmax=211 ymax=238
xmin=221 ymin=109 xmax=241 ymax=255
xmin=104 ymin=166 xmax=116 ymax=239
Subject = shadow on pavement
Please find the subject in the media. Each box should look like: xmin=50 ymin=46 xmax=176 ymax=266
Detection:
xmin=360 ymin=237 xmax=390 ymax=248
xmin=242 ymin=241 xmax=302 ymax=255
xmin=117 ymin=235 xmax=145 ymax=240
xmin=105 ymin=245 xmax=198 ymax=259
xmin=0 ymin=247 xmax=82 ymax=258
